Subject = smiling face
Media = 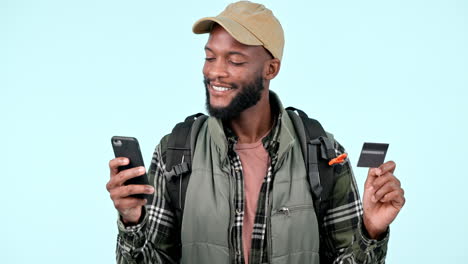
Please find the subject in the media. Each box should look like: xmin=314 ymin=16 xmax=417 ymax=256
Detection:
xmin=203 ymin=25 xmax=275 ymax=120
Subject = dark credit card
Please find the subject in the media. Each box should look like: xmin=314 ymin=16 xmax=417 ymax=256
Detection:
xmin=357 ymin=142 xmax=389 ymax=168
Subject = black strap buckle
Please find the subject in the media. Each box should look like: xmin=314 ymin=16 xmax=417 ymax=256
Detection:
xmin=167 ymin=162 xmax=190 ymax=181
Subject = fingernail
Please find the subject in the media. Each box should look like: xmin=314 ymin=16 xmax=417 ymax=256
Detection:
xmin=146 ymin=186 xmax=154 ymax=193
xmin=139 ymin=167 xmax=145 ymax=173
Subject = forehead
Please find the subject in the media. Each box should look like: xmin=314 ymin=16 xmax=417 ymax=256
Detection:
xmin=205 ymin=25 xmax=266 ymax=57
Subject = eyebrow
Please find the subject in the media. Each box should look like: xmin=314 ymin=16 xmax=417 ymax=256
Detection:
xmin=204 ymin=46 xmax=248 ymax=57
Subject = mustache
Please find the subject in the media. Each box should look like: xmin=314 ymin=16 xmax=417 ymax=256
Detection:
xmin=203 ymin=77 xmax=239 ymax=89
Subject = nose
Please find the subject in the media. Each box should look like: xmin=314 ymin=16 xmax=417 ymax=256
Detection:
xmin=204 ymin=59 xmax=229 ymax=80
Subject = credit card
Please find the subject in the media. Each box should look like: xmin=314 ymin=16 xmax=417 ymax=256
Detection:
xmin=357 ymin=142 xmax=389 ymax=168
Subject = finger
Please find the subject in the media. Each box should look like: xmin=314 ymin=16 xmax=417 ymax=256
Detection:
xmin=373 ymin=181 xmax=401 ymax=202
xmin=110 ymin=184 xmax=154 ymax=200
xmin=108 ymin=166 xmax=146 ymax=190
xmin=109 ymin=157 xmax=130 ymax=177
xmin=372 ymin=173 xmax=400 ymax=191
xmin=364 ymin=168 xmax=382 ymax=188
xmin=113 ymin=197 xmax=147 ymax=210
xmin=364 ymin=184 xmax=376 ymax=205
xmin=379 ymin=160 xmax=396 ymax=175
xmin=107 ymin=166 xmax=144 ymax=191
xmin=116 ymin=166 xmax=146 ymax=185
xmin=380 ymin=189 xmax=405 ymax=209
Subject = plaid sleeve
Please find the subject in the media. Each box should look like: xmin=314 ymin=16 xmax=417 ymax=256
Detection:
xmin=116 ymin=139 xmax=178 ymax=264
xmin=320 ymin=139 xmax=389 ymax=264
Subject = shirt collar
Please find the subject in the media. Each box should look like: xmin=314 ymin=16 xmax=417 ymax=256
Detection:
xmin=224 ymin=91 xmax=282 ymax=157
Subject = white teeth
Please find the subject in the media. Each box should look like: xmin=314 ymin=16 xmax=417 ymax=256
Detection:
xmin=212 ymin=85 xmax=231 ymax=92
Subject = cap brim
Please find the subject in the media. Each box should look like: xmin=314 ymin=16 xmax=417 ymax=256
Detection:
xmin=192 ymin=16 xmax=263 ymax=46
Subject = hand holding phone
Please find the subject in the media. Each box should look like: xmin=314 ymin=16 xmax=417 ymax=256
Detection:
xmin=111 ymin=136 xmax=149 ymax=198
xmin=107 ymin=136 xmax=154 ymax=225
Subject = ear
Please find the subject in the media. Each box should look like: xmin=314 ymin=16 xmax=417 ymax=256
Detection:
xmin=263 ymin=58 xmax=281 ymax=81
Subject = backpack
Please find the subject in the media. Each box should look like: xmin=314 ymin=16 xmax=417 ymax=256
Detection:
xmin=162 ymin=107 xmax=344 ymax=260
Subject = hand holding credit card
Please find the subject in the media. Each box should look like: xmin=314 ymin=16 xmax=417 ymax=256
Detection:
xmin=357 ymin=142 xmax=389 ymax=168
xmin=355 ymin=142 xmax=406 ymax=240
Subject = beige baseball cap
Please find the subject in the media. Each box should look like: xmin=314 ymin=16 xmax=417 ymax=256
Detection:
xmin=192 ymin=1 xmax=285 ymax=61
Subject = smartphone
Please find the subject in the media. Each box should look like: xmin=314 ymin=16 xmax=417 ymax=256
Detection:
xmin=111 ymin=136 xmax=149 ymax=199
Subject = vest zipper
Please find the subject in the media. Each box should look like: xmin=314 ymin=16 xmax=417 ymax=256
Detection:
xmin=266 ymin=188 xmax=274 ymax=263
xmin=273 ymin=204 xmax=315 ymax=216
xmin=227 ymin=162 xmax=236 ymax=264
xmin=278 ymin=207 xmax=290 ymax=216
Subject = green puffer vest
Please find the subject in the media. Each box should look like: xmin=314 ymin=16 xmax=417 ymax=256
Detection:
xmin=180 ymin=103 xmax=321 ymax=264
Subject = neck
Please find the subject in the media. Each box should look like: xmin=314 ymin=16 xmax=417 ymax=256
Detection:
xmin=228 ymin=90 xmax=273 ymax=144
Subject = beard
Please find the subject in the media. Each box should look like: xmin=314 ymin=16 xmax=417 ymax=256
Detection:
xmin=204 ymin=75 xmax=264 ymax=121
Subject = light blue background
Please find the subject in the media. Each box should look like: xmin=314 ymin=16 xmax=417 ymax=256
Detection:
xmin=1 ymin=0 xmax=467 ymax=263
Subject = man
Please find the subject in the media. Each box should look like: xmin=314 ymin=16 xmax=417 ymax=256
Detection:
xmin=106 ymin=1 xmax=405 ymax=263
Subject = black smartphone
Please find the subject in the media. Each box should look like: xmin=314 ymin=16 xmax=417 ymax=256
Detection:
xmin=111 ymin=136 xmax=149 ymax=199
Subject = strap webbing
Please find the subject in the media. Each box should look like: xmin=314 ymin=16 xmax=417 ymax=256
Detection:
xmin=286 ymin=107 xmax=337 ymax=207
xmin=166 ymin=113 xmax=206 ymax=211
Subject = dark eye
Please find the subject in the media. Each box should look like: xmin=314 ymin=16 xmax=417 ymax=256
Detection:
xmin=230 ymin=61 xmax=246 ymax=66
xmin=205 ymin=57 xmax=215 ymax=62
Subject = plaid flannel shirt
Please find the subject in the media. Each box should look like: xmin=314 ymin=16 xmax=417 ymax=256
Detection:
xmin=116 ymin=104 xmax=389 ymax=264
xmin=225 ymin=115 xmax=280 ymax=264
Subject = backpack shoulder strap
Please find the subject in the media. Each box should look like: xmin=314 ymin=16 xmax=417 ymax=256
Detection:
xmin=164 ymin=113 xmax=207 ymax=214
xmin=286 ymin=107 xmax=338 ymax=218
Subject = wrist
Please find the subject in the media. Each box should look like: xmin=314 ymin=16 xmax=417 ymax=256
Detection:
xmin=363 ymin=216 xmax=387 ymax=240
xmin=121 ymin=207 xmax=145 ymax=226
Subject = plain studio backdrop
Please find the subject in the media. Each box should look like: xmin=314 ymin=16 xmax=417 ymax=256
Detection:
xmin=1 ymin=0 xmax=467 ymax=263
